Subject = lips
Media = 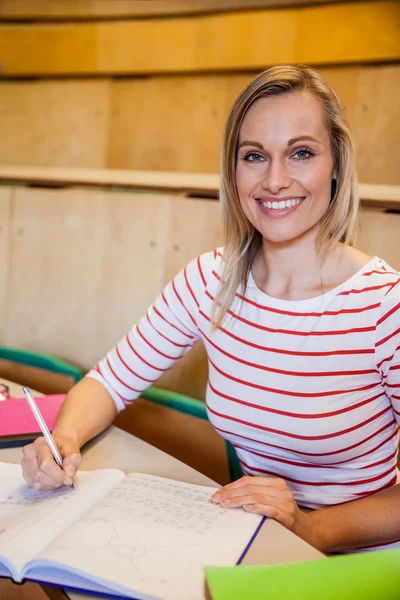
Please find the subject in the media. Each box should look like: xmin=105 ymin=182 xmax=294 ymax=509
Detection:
xmin=254 ymin=196 xmax=306 ymax=219
xmin=256 ymin=197 xmax=305 ymax=210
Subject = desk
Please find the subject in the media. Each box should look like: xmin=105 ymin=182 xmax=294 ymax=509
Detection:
xmin=0 ymin=378 xmax=324 ymax=600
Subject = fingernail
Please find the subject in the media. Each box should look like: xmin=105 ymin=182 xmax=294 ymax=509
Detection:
xmin=212 ymin=494 xmax=220 ymax=503
xmin=65 ymin=465 xmax=75 ymax=477
xmin=221 ymin=498 xmax=230 ymax=506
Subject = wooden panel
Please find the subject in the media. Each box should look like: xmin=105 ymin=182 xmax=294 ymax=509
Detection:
xmin=0 ymin=187 xmax=12 ymax=343
xmin=357 ymin=208 xmax=400 ymax=271
xmin=157 ymin=196 xmax=222 ymax=399
xmin=0 ymin=2 xmax=398 ymax=76
xmin=161 ymin=196 xmax=222 ymax=285
xmin=4 ymin=187 xmax=171 ymax=370
xmin=320 ymin=65 xmax=400 ymax=186
xmin=108 ymin=64 xmax=400 ymax=184
xmin=0 ymin=0 xmax=364 ymax=20
xmin=107 ymin=74 xmax=249 ymax=174
xmin=0 ymin=167 xmax=399 ymax=208
xmin=0 ymin=165 xmax=221 ymax=196
xmin=0 ymin=63 xmax=399 ymax=185
xmin=0 ymin=80 xmax=110 ymax=168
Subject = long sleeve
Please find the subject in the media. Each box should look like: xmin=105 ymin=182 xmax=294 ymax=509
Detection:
xmin=375 ymin=280 xmax=400 ymax=428
xmin=87 ymin=254 xmax=209 ymax=411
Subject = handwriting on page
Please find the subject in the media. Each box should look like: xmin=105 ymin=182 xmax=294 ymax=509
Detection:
xmin=99 ymin=474 xmax=228 ymax=535
xmin=0 ymin=463 xmax=124 ymax=572
xmin=44 ymin=475 xmax=239 ymax=600
xmin=42 ymin=474 xmax=262 ymax=600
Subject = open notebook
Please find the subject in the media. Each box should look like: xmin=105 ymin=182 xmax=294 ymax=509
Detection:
xmin=0 ymin=462 xmax=263 ymax=600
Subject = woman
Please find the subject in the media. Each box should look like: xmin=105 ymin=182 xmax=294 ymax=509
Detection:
xmin=22 ymin=65 xmax=400 ymax=553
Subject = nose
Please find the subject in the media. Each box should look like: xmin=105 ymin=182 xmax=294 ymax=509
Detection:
xmin=261 ymin=159 xmax=291 ymax=194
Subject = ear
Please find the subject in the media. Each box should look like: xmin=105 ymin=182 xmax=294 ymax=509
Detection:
xmin=330 ymin=178 xmax=337 ymax=202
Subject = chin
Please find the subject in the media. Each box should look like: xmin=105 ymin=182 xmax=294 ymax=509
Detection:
xmin=256 ymin=224 xmax=317 ymax=245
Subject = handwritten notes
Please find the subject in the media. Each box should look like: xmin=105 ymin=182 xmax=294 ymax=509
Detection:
xmin=0 ymin=462 xmax=124 ymax=572
xmin=100 ymin=474 xmax=226 ymax=535
xmin=41 ymin=474 xmax=262 ymax=600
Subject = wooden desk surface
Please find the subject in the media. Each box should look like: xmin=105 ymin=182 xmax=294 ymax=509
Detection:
xmin=0 ymin=378 xmax=323 ymax=600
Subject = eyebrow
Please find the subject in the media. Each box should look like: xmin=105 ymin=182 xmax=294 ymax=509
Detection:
xmin=238 ymin=135 xmax=322 ymax=149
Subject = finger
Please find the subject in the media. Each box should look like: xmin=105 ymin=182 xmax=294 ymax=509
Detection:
xmin=211 ymin=476 xmax=285 ymax=500
xmin=33 ymin=438 xmax=70 ymax=484
xmin=243 ymin=503 xmax=291 ymax=526
xmin=23 ymin=453 xmax=68 ymax=490
xmin=30 ymin=468 xmax=65 ymax=491
xmin=23 ymin=439 xmax=71 ymax=488
xmin=217 ymin=485 xmax=292 ymax=504
xmin=58 ymin=439 xmax=81 ymax=478
xmin=218 ymin=492 xmax=279 ymax=508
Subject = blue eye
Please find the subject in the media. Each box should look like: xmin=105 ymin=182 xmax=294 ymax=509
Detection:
xmin=243 ymin=152 xmax=264 ymax=162
xmin=293 ymin=147 xmax=313 ymax=160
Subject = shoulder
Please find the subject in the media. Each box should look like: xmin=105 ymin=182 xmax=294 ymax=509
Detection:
xmin=184 ymin=247 xmax=224 ymax=285
xmin=337 ymin=245 xmax=400 ymax=301
xmin=374 ymin=257 xmax=400 ymax=309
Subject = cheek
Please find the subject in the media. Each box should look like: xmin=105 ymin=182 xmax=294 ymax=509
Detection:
xmin=299 ymin=166 xmax=333 ymax=204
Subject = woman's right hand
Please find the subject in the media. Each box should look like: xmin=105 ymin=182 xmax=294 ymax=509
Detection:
xmin=21 ymin=435 xmax=81 ymax=491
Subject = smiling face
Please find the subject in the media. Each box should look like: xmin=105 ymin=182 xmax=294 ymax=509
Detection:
xmin=235 ymin=91 xmax=335 ymax=245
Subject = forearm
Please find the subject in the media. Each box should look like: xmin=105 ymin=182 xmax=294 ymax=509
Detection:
xmin=295 ymin=483 xmax=400 ymax=553
xmin=52 ymin=377 xmax=118 ymax=448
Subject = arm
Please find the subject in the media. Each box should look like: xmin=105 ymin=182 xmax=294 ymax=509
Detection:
xmin=298 ymin=483 xmax=400 ymax=552
xmin=212 ymin=475 xmax=400 ymax=553
xmin=21 ymin=253 xmax=209 ymax=490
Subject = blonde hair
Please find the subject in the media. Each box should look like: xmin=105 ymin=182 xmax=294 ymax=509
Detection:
xmin=212 ymin=64 xmax=359 ymax=329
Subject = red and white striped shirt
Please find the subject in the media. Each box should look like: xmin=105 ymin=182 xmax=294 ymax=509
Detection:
xmin=88 ymin=249 xmax=400 ymax=548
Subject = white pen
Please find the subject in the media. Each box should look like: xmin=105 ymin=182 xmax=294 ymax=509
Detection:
xmin=22 ymin=386 xmax=75 ymax=490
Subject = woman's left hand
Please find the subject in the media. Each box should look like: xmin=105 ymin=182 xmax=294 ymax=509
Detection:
xmin=211 ymin=475 xmax=310 ymax=536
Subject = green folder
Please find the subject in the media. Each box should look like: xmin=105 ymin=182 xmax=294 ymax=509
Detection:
xmin=206 ymin=549 xmax=400 ymax=600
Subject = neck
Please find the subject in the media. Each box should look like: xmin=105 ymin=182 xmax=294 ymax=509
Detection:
xmin=254 ymin=227 xmax=337 ymax=300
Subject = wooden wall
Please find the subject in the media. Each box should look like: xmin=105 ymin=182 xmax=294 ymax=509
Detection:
xmin=0 ymin=1 xmax=399 ymax=184
xmin=0 ymin=64 xmax=399 ymax=184
xmin=0 ymin=0 xmax=366 ymax=20
xmin=0 ymin=183 xmax=399 ymax=400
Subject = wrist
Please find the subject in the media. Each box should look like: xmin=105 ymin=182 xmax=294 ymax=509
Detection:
xmin=292 ymin=509 xmax=325 ymax=552
xmin=52 ymin=428 xmax=81 ymax=450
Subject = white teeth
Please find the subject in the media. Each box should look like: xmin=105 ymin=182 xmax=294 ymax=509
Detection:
xmin=259 ymin=198 xmax=303 ymax=210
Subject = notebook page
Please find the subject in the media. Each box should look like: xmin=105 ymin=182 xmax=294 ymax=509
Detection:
xmin=0 ymin=462 xmax=124 ymax=577
xmin=37 ymin=473 xmax=262 ymax=600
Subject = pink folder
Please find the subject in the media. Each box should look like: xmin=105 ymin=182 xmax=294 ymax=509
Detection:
xmin=0 ymin=394 xmax=65 ymax=446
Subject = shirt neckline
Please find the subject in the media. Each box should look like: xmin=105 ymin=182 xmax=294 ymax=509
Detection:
xmin=246 ymin=256 xmax=380 ymax=309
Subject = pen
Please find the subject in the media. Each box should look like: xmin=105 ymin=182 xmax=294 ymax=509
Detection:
xmin=22 ymin=386 xmax=75 ymax=490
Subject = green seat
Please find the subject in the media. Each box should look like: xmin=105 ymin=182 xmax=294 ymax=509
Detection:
xmin=0 ymin=347 xmax=241 ymax=481
xmin=141 ymin=386 xmax=243 ymax=482
xmin=0 ymin=346 xmax=83 ymax=384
